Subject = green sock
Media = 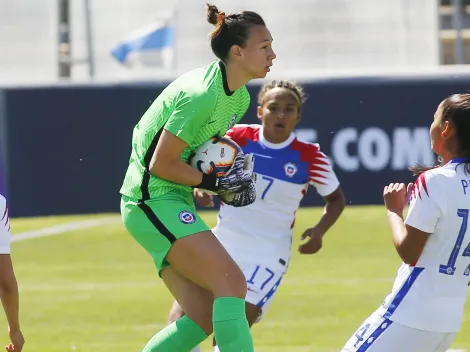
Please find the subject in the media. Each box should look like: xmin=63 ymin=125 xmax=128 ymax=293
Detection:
xmin=142 ymin=315 xmax=208 ymax=352
xmin=213 ymin=297 xmax=254 ymax=352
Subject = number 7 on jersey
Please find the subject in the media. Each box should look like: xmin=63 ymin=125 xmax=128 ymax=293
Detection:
xmin=260 ymin=176 xmax=274 ymax=200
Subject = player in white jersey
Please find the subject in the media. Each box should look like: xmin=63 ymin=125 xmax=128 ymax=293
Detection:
xmin=168 ymin=80 xmax=346 ymax=351
xmin=342 ymin=94 xmax=470 ymax=352
xmin=0 ymin=195 xmax=24 ymax=352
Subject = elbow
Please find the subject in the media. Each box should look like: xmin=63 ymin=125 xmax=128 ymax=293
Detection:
xmin=331 ymin=193 xmax=346 ymax=213
xmin=399 ymin=255 xmax=417 ymax=266
xmin=149 ymin=156 xmax=169 ymax=179
xmin=148 ymin=159 xmax=161 ymax=177
xmin=395 ymin=246 xmax=420 ymax=265
xmin=338 ymin=194 xmax=346 ymax=212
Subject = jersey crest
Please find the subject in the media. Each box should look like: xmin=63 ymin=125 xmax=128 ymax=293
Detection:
xmin=228 ymin=114 xmax=237 ymax=130
xmin=284 ymin=162 xmax=298 ymax=177
xmin=178 ymin=210 xmax=196 ymax=224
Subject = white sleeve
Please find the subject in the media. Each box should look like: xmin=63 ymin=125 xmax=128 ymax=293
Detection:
xmin=0 ymin=195 xmax=11 ymax=254
xmin=405 ymin=172 xmax=442 ymax=234
xmin=308 ymin=147 xmax=340 ymax=197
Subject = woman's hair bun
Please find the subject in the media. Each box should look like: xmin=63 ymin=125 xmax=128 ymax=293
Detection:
xmin=207 ymin=3 xmax=220 ymax=25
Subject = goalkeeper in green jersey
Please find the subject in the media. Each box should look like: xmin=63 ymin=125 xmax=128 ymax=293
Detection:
xmin=119 ymin=3 xmax=276 ymax=351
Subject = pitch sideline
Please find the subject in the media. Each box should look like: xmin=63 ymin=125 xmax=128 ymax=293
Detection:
xmin=12 ymin=216 xmax=121 ymax=242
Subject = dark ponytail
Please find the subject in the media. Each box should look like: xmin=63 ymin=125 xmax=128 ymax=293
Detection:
xmin=206 ymin=3 xmax=265 ymax=62
xmin=206 ymin=4 xmax=225 ymax=38
xmin=409 ymin=157 xmax=445 ymax=176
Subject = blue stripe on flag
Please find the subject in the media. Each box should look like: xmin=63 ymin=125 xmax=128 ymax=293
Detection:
xmin=383 ymin=267 xmax=424 ymax=319
xmin=112 ymin=24 xmax=174 ymax=64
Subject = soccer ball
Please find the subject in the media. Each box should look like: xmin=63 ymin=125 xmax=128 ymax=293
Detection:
xmin=189 ymin=136 xmax=242 ymax=194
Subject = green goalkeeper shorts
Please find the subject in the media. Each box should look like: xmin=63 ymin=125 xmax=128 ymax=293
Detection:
xmin=120 ymin=190 xmax=210 ymax=276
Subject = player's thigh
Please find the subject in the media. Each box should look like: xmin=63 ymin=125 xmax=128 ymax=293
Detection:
xmin=162 ymin=266 xmax=213 ymax=335
xmin=342 ymin=312 xmax=452 ymax=352
xmin=166 ymin=230 xmax=247 ymax=298
xmin=121 ymin=192 xmax=211 ymax=275
xmin=122 ymin=193 xmax=245 ymax=296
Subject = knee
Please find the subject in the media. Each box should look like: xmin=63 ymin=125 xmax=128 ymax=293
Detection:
xmin=233 ymin=271 xmax=248 ymax=299
xmin=168 ymin=301 xmax=185 ymax=324
xmin=213 ymin=267 xmax=247 ymax=299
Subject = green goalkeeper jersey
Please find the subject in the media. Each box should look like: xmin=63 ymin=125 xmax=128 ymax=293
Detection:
xmin=120 ymin=61 xmax=251 ymax=201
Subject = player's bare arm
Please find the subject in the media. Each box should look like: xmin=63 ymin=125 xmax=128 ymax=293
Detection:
xmin=0 ymin=255 xmax=24 ymax=352
xmin=299 ymin=186 xmax=346 ymax=254
xmin=314 ymin=186 xmax=346 ymax=234
xmin=384 ymin=182 xmax=429 ymax=264
xmin=150 ymin=130 xmax=206 ymax=187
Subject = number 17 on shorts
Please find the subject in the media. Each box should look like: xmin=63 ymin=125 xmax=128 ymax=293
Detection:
xmin=242 ymin=263 xmax=284 ymax=316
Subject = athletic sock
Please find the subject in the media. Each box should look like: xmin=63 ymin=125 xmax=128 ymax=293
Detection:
xmin=142 ymin=315 xmax=208 ymax=352
xmin=212 ymin=297 xmax=254 ymax=352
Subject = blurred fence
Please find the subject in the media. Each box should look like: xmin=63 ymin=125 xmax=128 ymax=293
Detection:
xmin=2 ymin=70 xmax=470 ymax=217
xmin=0 ymin=0 xmax=440 ymax=84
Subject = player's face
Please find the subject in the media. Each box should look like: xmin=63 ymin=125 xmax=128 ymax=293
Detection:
xmin=257 ymin=88 xmax=301 ymax=143
xmin=237 ymin=25 xmax=276 ymax=79
xmin=430 ymin=102 xmax=452 ymax=160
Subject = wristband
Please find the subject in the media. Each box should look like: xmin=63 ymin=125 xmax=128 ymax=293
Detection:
xmin=195 ymin=173 xmax=218 ymax=192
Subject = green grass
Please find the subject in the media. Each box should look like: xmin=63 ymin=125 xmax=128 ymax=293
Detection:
xmin=5 ymin=206 xmax=470 ymax=351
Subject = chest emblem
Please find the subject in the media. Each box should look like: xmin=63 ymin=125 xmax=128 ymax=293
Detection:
xmin=228 ymin=114 xmax=237 ymax=129
xmin=284 ymin=162 xmax=298 ymax=177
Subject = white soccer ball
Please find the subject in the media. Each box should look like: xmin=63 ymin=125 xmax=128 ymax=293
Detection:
xmin=189 ymin=136 xmax=242 ymax=194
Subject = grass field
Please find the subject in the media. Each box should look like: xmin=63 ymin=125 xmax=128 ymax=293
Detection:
xmin=6 ymin=205 xmax=470 ymax=351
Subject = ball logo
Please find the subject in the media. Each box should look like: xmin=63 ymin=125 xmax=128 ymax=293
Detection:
xmin=179 ymin=210 xmax=196 ymax=224
xmin=284 ymin=162 xmax=297 ymax=177
xmin=228 ymin=114 xmax=237 ymax=129
xmin=195 ymin=160 xmax=205 ymax=173
xmin=220 ymin=147 xmax=225 ymax=158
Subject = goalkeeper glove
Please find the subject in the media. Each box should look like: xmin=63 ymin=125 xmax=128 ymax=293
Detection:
xmin=218 ymin=180 xmax=257 ymax=207
xmin=196 ymin=152 xmax=255 ymax=194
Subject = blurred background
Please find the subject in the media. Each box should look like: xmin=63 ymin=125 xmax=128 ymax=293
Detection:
xmin=3 ymin=0 xmax=470 ymax=217
xmin=1 ymin=2 xmax=470 ymax=351
xmin=1 ymin=0 xmax=469 ymax=84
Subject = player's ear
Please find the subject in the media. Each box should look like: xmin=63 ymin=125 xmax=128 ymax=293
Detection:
xmin=230 ymin=44 xmax=243 ymax=60
xmin=257 ymin=105 xmax=263 ymax=121
xmin=441 ymin=120 xmax=452 ymax=139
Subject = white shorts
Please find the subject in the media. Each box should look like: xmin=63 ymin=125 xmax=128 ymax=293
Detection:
xmin=219 ymin=243 xmax=288 ymax=323
xmin=342 ymin=312 xmax=457 ymax=352
xmin=0 ymin=195 xmax=11 ymax=254
xmin=237 ymin=257 xmax=285 ymax=323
